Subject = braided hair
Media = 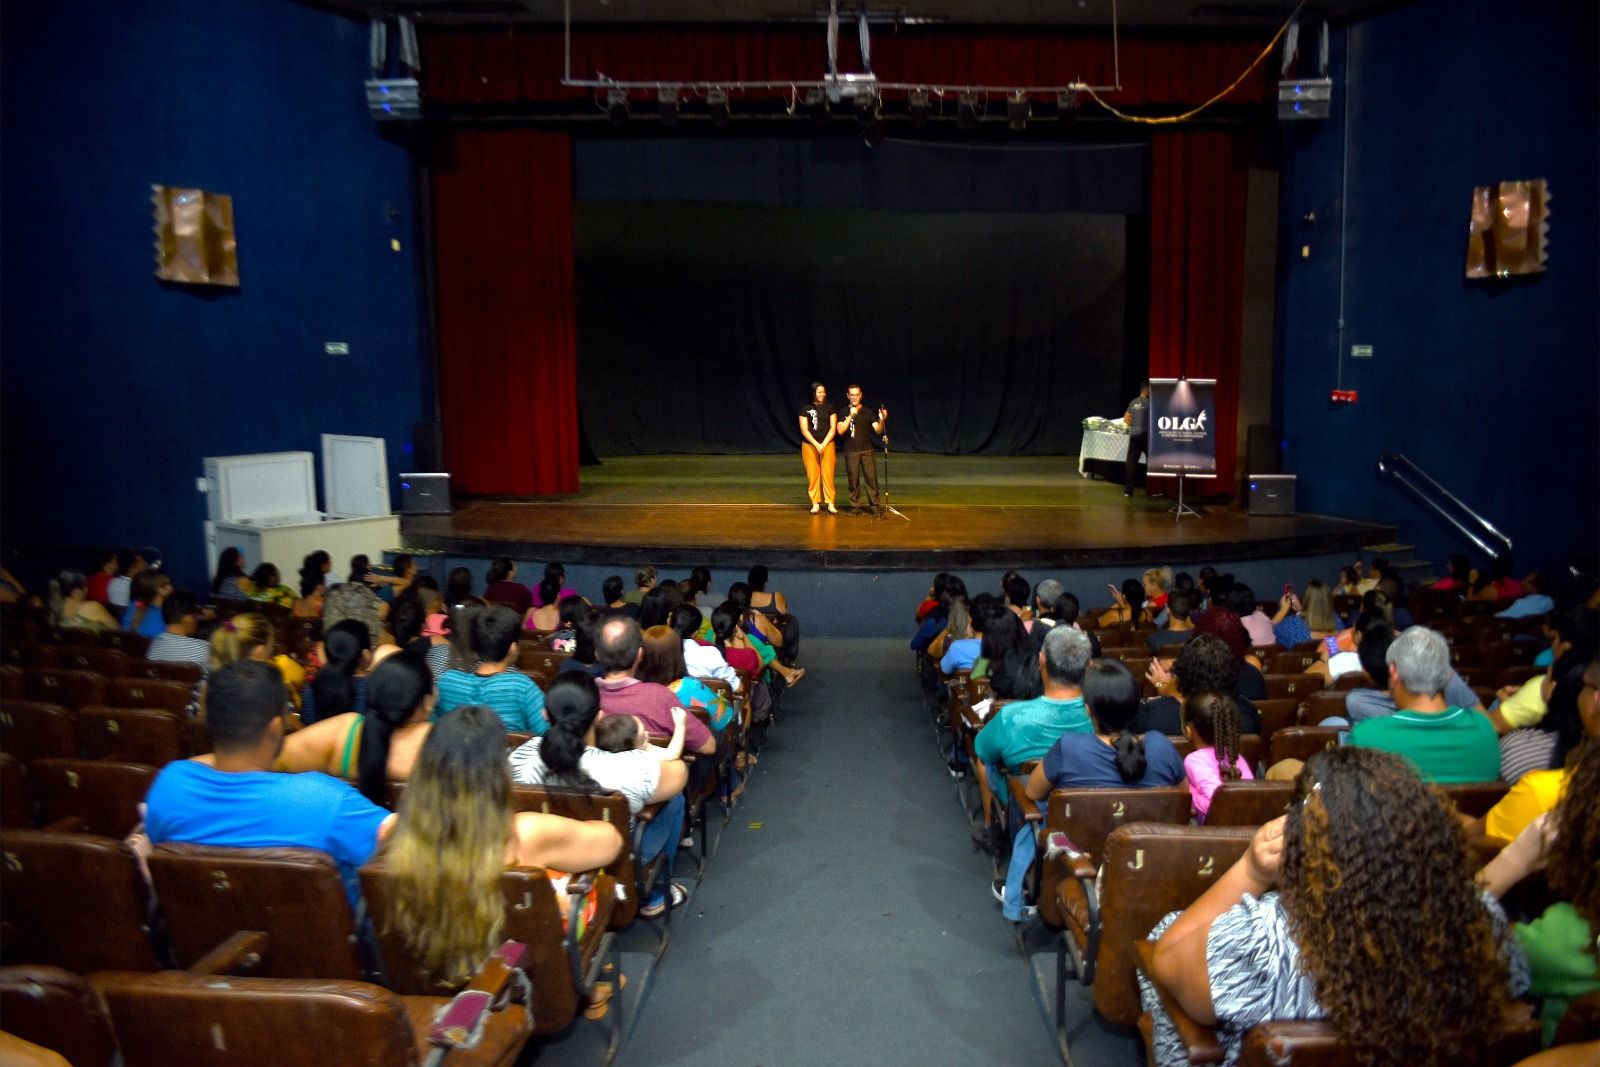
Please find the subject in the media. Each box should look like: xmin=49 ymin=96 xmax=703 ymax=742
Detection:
xmin=1184 ymin=691 xmax=1243 ymax=782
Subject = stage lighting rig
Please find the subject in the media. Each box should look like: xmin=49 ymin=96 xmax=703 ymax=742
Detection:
xmin=803 ymin=86 xmax=831 ymax=124
xmin=1055 ymin=88 xmax=1079 ymax=121
xmin=908 ymin=88 xmax=931 ymax=127
xmin=957 ymin=92 xmax=980 ymax=130
xmin=657 ymin=87 xmax=680 ymax=127
xmin=1007 ymin=91 xmax=1029 ymax=131
xmin=707 ymin=88 xmax=730 ymax=127
xmin=606 ymin=88 xmax=629 ymax=126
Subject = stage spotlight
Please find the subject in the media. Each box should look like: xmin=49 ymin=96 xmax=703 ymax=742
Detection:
xmin=707 ymin=87 xmax=730 ymax=127
xmin=1055 ymin=88 xmax=1079 ymax=121
xmin=1007 ymin=91 xmax=1029 ymax=131
xmin=606 ymin=88 xmax=628 ymax=126
xmin=957 ymin=91 xmax=978 ymax=130
xmin=908 ymin=88 xmax=930 ymax=127
xmin=658 ymin=87 xmax=680 ymax=127
xmin=803 ymin=86 xmax=830 ymax=124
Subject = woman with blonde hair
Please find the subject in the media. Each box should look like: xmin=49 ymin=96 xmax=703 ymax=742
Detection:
xmin=207 ymin=611 xmax=305 ymax=713
xmin=379 ymin=705 xmax=624 ymax=989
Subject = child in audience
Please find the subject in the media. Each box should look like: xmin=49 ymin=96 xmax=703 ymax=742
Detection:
xmin=593 ymin=711 xmax=686 ymax=762
xmin=1182 ymin=691 xmax=1254 ymax=822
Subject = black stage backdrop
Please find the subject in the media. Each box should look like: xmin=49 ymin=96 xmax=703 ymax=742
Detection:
xmin=575 ymin=202 xmax=1128 ymax=456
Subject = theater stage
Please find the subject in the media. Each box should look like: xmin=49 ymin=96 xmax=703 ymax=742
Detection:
xmin=401 ymin=455 xmax=1391 ymax=572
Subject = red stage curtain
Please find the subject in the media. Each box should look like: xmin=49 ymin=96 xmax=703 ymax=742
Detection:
xmin=433 ymin=129 xmax=579 ymax=495
xmin=1147 ymin=130 xmax=1249 ymax=494
xmin=420 ymin=28 xmax=1271 ymax=109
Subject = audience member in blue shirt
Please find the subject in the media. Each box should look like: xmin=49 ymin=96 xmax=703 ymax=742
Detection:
xmin=1495 ymin=574 xmax=1554 ymax=619
xmin=144 ymin=660 xmax=394 ymax=908
xmin=121 ymin=571 xmax=173 ymax=638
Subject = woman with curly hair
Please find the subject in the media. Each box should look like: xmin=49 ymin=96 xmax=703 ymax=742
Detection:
xmin=1135 ymin=634 xmax=1264 ymax=736
xmin=378 ymin=705 xmax=623 ymax=990
xmin=1480 ymin=691 xmax=1600 ymax=1046
xmin=1145 ymin=745 xmax=1528 ymax=1066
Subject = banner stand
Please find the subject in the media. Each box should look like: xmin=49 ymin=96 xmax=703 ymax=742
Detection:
xmin=1168 ymin=473 xmax=1202 ymax=520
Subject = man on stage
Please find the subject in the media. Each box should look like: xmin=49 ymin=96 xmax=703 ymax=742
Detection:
xmin=838 ymin=384 xmax=887 ymax=515
xmin=1122 ymin=381 xmax=1149 ymax=498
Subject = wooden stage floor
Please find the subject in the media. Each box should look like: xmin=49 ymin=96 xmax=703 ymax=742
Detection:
xmin=401 ymin=454 xmax=1392 ymax=571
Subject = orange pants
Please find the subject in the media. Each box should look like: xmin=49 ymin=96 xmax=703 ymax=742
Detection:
xmin=802 ymin=443 xmax=836 ymax=505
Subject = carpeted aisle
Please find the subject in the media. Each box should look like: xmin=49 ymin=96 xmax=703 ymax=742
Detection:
xmin=613 ymin=638 xmax=1061 ymax=1066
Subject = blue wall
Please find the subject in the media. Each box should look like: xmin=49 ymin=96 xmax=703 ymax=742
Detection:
xmin=1276 ymin=0 xmax=1598 ymax=576
xmin=1 ymin=0 xmax=429 ymax=589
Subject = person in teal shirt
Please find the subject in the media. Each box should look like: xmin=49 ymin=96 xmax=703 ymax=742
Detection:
xmin=975 ymin=626 xmax=1094 ymax=921
xmin=1347 ymin=626 xmax=1498 ymax=782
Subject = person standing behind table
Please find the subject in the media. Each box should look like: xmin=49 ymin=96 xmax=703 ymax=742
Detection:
xmin=798 ymin=382 xmax=838 ymax=515
xmin=837 ymin=384 xmax=887 ymax=515
xmin=1122 ymin=382 xmax=1150 ymax=498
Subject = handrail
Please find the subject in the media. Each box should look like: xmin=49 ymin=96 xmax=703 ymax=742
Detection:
xmin=1377 ymin=453 xmax=1513 ymax=566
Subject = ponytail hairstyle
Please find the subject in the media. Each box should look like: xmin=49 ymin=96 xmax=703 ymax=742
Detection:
xmin=484 ymin=557 xmax=513 ymax=586
xmin=313 ymin=619 xmax=371 ymax=718
xmin=358 ymin=650 xmax=433 ymax=806
xmin=210 ymin=613 xmax=275 ymax=669
xmin=127 ymin=571 xmax=167 ymax=633
xmin=570 ymin=606 xmax=602 ymax=666
xmin=538 ymin=563 xmax=565 ymax=609
xmin=445 ymin=567 xmax=474 ymax=605
xmin=349 ymin=554 xmax=372 ymax=585
xmin=1083 ymin=659 xmax=1145 ymax=782
xmin=300 ymin=550 xmax=331 ymax=588
xmin=710 ymin=601 xmax=740 ymax=651
xmin=389 ymin=596 xmax=428 ymax=656
xmin=448 ymin=601 xmax=485 ymax=670
xmin=540 ymin=673 xmax=602 ymax=790
xmin=1185 ymin=691 xmax=1243 ymax=782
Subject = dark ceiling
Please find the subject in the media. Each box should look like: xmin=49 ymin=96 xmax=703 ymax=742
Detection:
xmin=305 ymin=0 xmax=1401 ymax=29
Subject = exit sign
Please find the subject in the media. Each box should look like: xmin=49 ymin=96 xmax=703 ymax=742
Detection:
xmin=1351 ymin=344 xmax=1373 ymax=358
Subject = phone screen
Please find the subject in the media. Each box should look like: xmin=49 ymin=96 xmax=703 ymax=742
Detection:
xmin=1324 ymin=635 xmax=1340 ymax=656
xmin=1283 ymin=583 xmax=1295 ymax=597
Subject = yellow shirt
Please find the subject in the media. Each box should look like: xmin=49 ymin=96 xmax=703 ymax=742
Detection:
xmin=1498 ymin=675 xmax=1547 ymax=729
xmin=1484 ymin=768 xmax=1567 ymax=844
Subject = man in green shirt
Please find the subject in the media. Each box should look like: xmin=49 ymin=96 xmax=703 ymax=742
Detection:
xmin=1347 ymin=626 xmax=1499 ymax=783
xmin=975 ymin=625 xmax=1093 ymax=920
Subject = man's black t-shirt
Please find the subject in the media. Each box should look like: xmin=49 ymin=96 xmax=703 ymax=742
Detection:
xmin=837 ymin=402 xmax=880 ymax=453
xmin=800 ymin=402 xmax=836 ymax=445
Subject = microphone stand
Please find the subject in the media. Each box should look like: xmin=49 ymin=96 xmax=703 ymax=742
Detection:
xmin=877 ymin=413 xmax=909 ymax=522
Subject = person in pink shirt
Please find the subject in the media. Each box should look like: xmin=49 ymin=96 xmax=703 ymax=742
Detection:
xmin=1182 ymin=691 xmax=1254 ymax=822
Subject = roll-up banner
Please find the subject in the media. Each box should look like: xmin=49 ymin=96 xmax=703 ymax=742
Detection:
xmin=1148 ymin=378 xmax=1217 ymax=478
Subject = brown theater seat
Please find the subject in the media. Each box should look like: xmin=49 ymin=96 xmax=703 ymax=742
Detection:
xmin=1267 ymin=726 xmax=1342 ymax=767
xmin=91 ymin=963 xmax=532 ymax=1067
xmin=0 ymin=965 xmax=120 ymax=1067
xmin=0 ymin=700 xmax=77 ymax=762
xmin=29 ymin=759 xmax=157 ymax=839
xmin=362 ymin=862 xmax=619 ymax=1048
xmin=1262 ymin=673 xmax=1325 ymax=701
xmin=0 ymin=830 xmax=162 ymax=972
xmin=1050 ymin=823 xmax=1255 ymax=1050
xmin=0 ymin=665 xmax=25 ymax=699
xmin=1252 ymin=697 xmax=1301 ymax=743
xmin=147 ymin=843 xmax=367 ymax=980
xmin=518 ymin=647 xmax=570 ymax=686
xmin=125 ymin=659 xmax=204 ymax=685
xmin=107 ymin=677 xmax=192 ymax=716
xmin=5 ymin=642 xmax=57 ymax=669
xmin=52 ymin=647 xmax=129 ymax=678
xmin=1204 ymin=780 xmax=1295 ymax=827
xmin=1437 ymin=781 xmax=1509 ymax=818
xmin=1330 ymin=671 xmax=1374 ymax=691
xmin=24 ymin=668 xmax=108 ymax=711
xmin=1302 ymin=689 xmax=1349 ymax=726
xmin=76 ymin=706 xmax=187 ymax=766
xmin=0 ymin=752 xmax=31 ymax=827
xmin=99 ymin=631 xmax=151 ymax=658
xmin=509 ymin=785 xmax=651 ymax=929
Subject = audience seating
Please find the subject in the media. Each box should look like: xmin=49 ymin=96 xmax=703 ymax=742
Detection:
xmin=108 ymin=677 xmax=192 ymax=716
xmin=0 ymin=700 xmax=78 ymax=762
xmin=0 ymin=753 xmax=31 ymax=827
xmin=1266 ymin=650 xmax=1319 ymax=675
xmin=1330 ymin=671 xmax=1374 ymax=692
xmin=0 ymin=664 xmax=24 ymax=699
xmin=1204 ymin=781 xmax=1295 ymax=826
xmin=1266 ymin=726 xmax=1342 ymax=767
xmin=1302 ymin=690 xmax=1349 ymax=725
xmin=76 ymin=706 xmax=187 ymax=766
xmin=24 ymin=668 xmax=108 ymax=711
xmin=1262 ymin=674 xmax=1325 ymax=701
xmin=362 ymin=861 xmax=620 ymax=1049
xmin=125 ymin=659 xmax=204 ymax=685
xmin=147 ymin=843 xmax=368 ymax=980
xmin=1053 ymin=823 xmax=1255 ymax=1049
xmin=1253 ymin=698 xmax=1301 ymax=742
xmin=0 ymin=966 xmax=121 ymax=1067
xmin=506 ymin=785 xmax=654 ymax=930
xmin=99 ymin=631 xmax=151 ymax=658
xmin=28 ymin=759 xmax=157 ymax=838
xmin=5 ymin=642 xmax=56 ymax=669
xmin=518 ymin=647 xmax=569 ymax=685
xmin=53 ymin=647 xmax=129 ymax=678
xmin=52 ymin=628 xmax=99 ymax=649
xmin=1554 ymin=990 xmax=1600 ymax=1047
xmin=1436 ymin=781 xmax=1509 ymax=818
xmin=90 ymin=953 xmax=533 ymax=1067
xmin=0 ymin=829 xmax=162 ymax=972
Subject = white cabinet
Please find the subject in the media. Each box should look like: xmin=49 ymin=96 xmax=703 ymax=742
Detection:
xmin=202 ymin=438 xmax=401 ymax=584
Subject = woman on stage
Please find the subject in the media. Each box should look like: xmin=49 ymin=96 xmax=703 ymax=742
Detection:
xmin=798 ymin=382 xmax=838 ymax=514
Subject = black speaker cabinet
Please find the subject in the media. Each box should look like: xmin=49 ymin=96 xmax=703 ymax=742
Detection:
xmin=398 ymin=472 xmax=451 ymax=515
xmin=1245 ymin=474 xmax=1296 ymax=516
